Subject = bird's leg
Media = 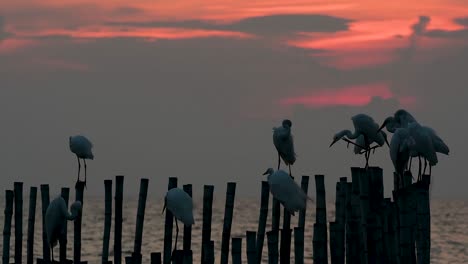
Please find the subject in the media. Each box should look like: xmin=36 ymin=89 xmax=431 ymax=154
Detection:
xmin=288 ymin=165 xmax=293 ymax=178
xmin=76 ymin=156 xmax=81 ymax=184
xmin=341 ymin=138 xmax=367 ymax=150
xmin=84 ymin=159 xmax=87 ymax=188
xmin=277 ymin=152 xmax=281 ymax=170
xmin=422 ymin=159 xmax=428 ymax=180
xmin=418 ymin=156 xmax=422 ymax=181
xmin=429 ymin=165 xmax=432 ymax=177
xmin=170 ymin=218 xmax=179 ymax=262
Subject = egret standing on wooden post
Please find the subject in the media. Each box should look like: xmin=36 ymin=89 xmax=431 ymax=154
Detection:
xmin=273 ymin=119 xmax=296 ymax=177
xmin=389 ymin=127 xmax=416 ymax=185
xmin=162 ymin=188 xmax=195 ymax=260
xmin=45 ymin=196 xmax=82 ymax=262
xmin=262 ymin=168 xmax=311 ymax=215
xmin=69 ymin=135 xmax=94 ymax=188
xmin=329 ymin=114 xmax=389 ymax=168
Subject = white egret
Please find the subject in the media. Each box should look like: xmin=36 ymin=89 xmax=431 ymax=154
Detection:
xmin=69 ymin=135 xmax=94 ymax=187
xmin=45 ymin=196 xmax=82 ymax=262
xmin=273 ymin=119 xmax=296 ymax=176
xmin=389 ymin=127 xmax=416 ymax=186
xmin=162 ymin=188 xmax=194 ymax=259
xmin=330 ymin=114 xmax=389 ymax=168
xmin=262 ymin=168 xmax=311 ymax=215
xmin=407 ymin=122 xmax=439 ymax=180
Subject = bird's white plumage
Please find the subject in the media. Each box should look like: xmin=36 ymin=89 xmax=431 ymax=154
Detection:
xmin=264 ymin=168 xmax=310 ymax=214
xmin=390 ymin=128 xmax=415 ymax=176
xmin=69 ymin=135 xmax=94 ymax=159
xmin=45 ymin=196 xmax=82 ymax=249
xmin=351 ymin=114 xmax=386 ymax=146
xmin=273 ymin=122 xmax=296 ymax=165
xmin=165 ymin=188 xmax=194 ymax=226
xmin=407 ymin=122 xmax=438 ymax=166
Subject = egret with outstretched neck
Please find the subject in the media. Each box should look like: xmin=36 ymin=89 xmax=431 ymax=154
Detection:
xmin=262 ymin=168 xmax=312 ymax=215
xmin=330 ymin=114 xmax=389 ymax=168
xmin=69 ymin=135 xmax=94 ymax=187
xmin=45 ymin=196 xmax=82 ymax=262
xmin=162 ymin=188 xmax=194 ymax=261
xmin=273 ymin=119 xmax=296 ymax=176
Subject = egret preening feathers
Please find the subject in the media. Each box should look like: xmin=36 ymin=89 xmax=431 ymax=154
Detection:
xmin=69 ymin=135 xmax=94 ymax=188
xmin=162 ymin=188 xmax=194 ymax=260
xmin=330 ymin=114 xmax=389 ymax=168
xmin=45 ymin=196 xmax=82 ymax=262
xmin=273 ymin=119 xmax=296 ymax=176
xmin=262 ymin=168 xmax=311 ymax=215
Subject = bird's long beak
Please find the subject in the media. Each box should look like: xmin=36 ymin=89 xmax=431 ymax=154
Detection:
xmin=384 ymin=136 xmax=390 ymax=147
xmin=161 ymin=198 xmax=166 ymax=215
xmin=377 ymin=118 xmax=389 ymax=133
xmin=329 ymin=139 xmax=339 ymax=148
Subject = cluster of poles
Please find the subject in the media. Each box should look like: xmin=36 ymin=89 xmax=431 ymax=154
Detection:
xmin=2 ymin=166 xmax=431 ymax=264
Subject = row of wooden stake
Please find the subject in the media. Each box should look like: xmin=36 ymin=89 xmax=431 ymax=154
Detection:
xmin=2 ymin=167 xmax=430 ymax=264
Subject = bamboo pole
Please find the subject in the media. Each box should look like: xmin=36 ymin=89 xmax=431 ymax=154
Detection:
xmin=151 ymin=252 xmax=162 ymax=264
xmin=14 ymin=182 xmax=23 ymax=264
xmin=74 ymin=181 xmax=86 ymax=264
xmin=313 ymin=174 xmax=328 ymax=264
xmin=357 ymin=168 xmax=369 ymax=264
xmin=416 ymin=175 xmax=431 ymax=264
xmin=256 ymin=181 xmax=270 ymax=264
xmin=27 ymin=187 xmax=37 ymax=264
xmin=298 ymin=176 xmax=310 ymax=229
xmin=203 ymin=240 xmax=215 ymax=264
xmin=329 ymin=222 xmax=338 ymax=264
xmin=163 ymin=177 xmax=177 ymax=264
xmin=102 ymin=180 xmax=113 ymax=264
xmin=231 ymin=238 xmax=242 ymax=264
xmin=60 ymin=187 xmax=70 ymax=263
xmin=201 ymin=185 xmax=214 ymax=263
xmin=182 ymin=250 xmax=193 ymax=264
xmin=271 ymin=198 xmax=280 ymax=232
xmin=183 ymin=184 xmax=193 ymax=252
xmin=293 ymin=227 xmax=304 ymax=264
xmin=280 ymin=207 xmax=292 ymax=264
xmin=220 ymin=182 xmax=236 ymax=264
xmin=246 ymin=231 xmax=257 ymax=264
xmin=394 ymin=187 xmax=413 ymax=264
xmin=114 ymin=176 xmax=124 ymax=264
xmin=347 ymin=177 xmax=361 ymax=263
xmin=3 ymin=190 xmax=14 ymax=264
xmin=40 ymin=184 xmax=51 ymax=263
xmin=131 ymin=178 xmax=149 ymax=264
xmin=334 ymin=177 xmax=347 ymax=264
xmin=266 ymin=231 xmax=279 ymax=264
xmin=369 ymin=167 xmax=384 ymax=263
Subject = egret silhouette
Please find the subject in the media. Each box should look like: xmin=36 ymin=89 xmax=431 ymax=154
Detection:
xmin=330 ymin=114 xmax=389 ymax=168
xmin=407 ymin=122 xmax=439 ymax=180
xmin=45 ymin=196 xmax=82 ymax=262
xmin=273 ymin=119 xmax=296 ymax=176
xmin=389 ymin=127 xmax=416 ymax=186
xmin=69 ymin=135 xmax=94 ymax=187
xmin=162 ymin=188 xmax=194 ymax=261
xmin=262 ymin=168 xmax=311 ymax=215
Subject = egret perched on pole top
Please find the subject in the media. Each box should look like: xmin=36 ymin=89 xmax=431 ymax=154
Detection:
xmin=389 ymin=127 xmax=416 ymax=186
xmin=69 ymin=135 xmax=94 ymax=188
xmin=162 ymin=188 xmax=194 ymax=260
xmin=262 ymin=168 xmax=311 ymax=215
xmin=330 ymin=113 xmax=389 ymax=168
xmin=45 ymin=196 xmax=82 ymax=262
xmin=273 ymin=119 xmax=296 ymax=177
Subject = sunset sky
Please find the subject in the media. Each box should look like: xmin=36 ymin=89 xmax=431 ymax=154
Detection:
xmin=1 ymin=0 xmax=467 ymax=199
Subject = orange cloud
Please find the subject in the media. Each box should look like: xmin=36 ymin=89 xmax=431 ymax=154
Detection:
xmin=279 ymin=83 xmax=414 ymax=108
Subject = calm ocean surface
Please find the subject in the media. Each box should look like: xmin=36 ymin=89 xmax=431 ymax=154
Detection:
xmin=1 ymin=197 xmax=467 ymax=263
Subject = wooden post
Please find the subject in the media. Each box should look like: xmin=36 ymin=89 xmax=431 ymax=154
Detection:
xmin=256 ymin=181 xmax=270 ymax=264
xmin=338 ymin=177 xmax=347 ymax=264
xmin=40 ymin=184 xmax=51 ymax=263
xmin=74 ymin=181 xmax=86 ymax=264
xmin=171 ymin=250 xmax=184 ymax=264
xmin=416 ymin=175 xmax=431 ymax=264
xmin=114 ymin=176 xmax=124 ymax=264
xmin=130 ymin=178 xmax=148 ymax=264
xmin=150 ymin=252 xmax=161 ymax=264
xmin=182 ymin=184 xmax=193 ymax=252
xmin=163 ymin=177 xmax=177 ymax=264
xmin=382 ymin=198 xmax=396 ymax=264
xmin=203 ymin=240 xmax=215 ymax=264
xmin=13 ymin=182 xmax=23 ymax=264
xmin=390 ymin=201 xmax=400 ymax=264
xmin=220 ymin=182 xmax=236 ymax=264
xmin=201 ymin=185 xmax=214 ymax=263
xmin=369 ymin=167 xmax=384 ymax=263
xmin=271 ymin=198 xmax=280 ymax=232
xmin=293 ymin=227 xmax=304 ymax=264
xmin=313 ymin=175 xmax=328 ymax=264
xmin=246 ymin=231 xmax=257 ymax=264
xmin=2 ymin=190 xmax=14 ymax=264
xmin=394 ymin=187 xmax=412 ymax=264
xmin=27 ymin=187 xmax=37 ymax=264
xmin=298 ymin=176 xmax=310 ymax=229
xmin=182 ymin=250 xmax=193 ymax=264
xmin=347 ymin=179 xmax=360 ymax=264
xmin=329 ymin=222 xmax=338 ymax=264
xmin=280 ymin=208 xmax=292 ymax=264
xmin=357 ymin=168 xmax=369 ymax=264
xmin=266 ymin=231 xmax=279 ymax=264
xmin=231 ymin=238 xmax=242 ymax=264
xmin=102 ymin=180 xmax=113 ymax=264
xmin=60 ymin=187 xmax=70 ymax=263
